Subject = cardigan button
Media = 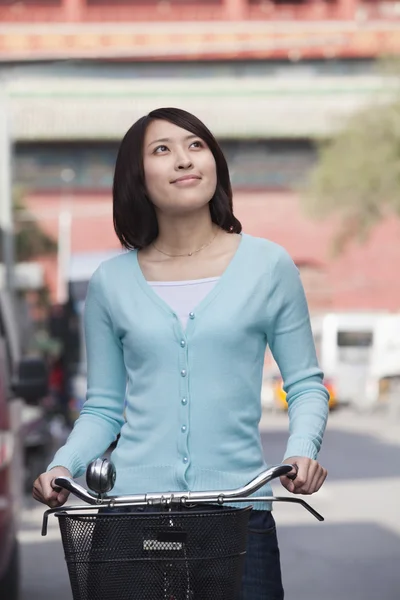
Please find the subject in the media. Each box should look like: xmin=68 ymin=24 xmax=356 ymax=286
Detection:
xmin=180 ymin=369 xmax=187 ymax=377
xmin=189 ymin=312 xmax=195 ymax=320
xmin=181 ymin=398 xmax=188 ymax=405
xmin=180 ymin=340 xmax=186 ymax=348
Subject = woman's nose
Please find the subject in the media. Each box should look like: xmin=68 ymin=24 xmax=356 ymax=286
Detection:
xmin=176 ymin=153 xmax=193 ymax=170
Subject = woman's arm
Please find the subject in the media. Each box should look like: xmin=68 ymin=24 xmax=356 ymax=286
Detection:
xmin=46 ymin=264 xmax=127 ymax=478
xmin=266 ymin=247 xmax=329 ymax=490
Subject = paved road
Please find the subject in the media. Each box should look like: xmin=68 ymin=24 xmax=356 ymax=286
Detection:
xmin=20 ymin=408 xmax=400 ymax=599
xmin=261 ymin=409 xmax=400 ymax=600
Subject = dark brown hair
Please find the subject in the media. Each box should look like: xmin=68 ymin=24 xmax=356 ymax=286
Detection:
xmin=113 ymin=107 xmax=242 ymax=249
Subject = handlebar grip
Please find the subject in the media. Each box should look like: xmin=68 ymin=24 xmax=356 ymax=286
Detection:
xmin=285 ymin=463 xmax=299 ymax=481
xmin=267 ymin=464 xmax=294 ymax=479
xmin=51 ymin=479 xmax=62 ymax=493
xmin=53 ymin=476 xmax=98 ymax=505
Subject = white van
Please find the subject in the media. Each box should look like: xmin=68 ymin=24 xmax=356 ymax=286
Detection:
xmin=312 ymin=311 xmax=400 ymax=409
xmin=366 ymin=314 xmax=400 ymax=408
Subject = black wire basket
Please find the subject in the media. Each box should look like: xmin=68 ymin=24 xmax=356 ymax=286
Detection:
xmin=55 ymin=504 xmax=252 ymax=600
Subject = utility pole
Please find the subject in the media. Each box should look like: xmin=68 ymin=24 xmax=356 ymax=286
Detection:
xmin=56 ymin=167 xmax=75 ymax=305
xmin=0 ymin=74 xmax=15 ymax=292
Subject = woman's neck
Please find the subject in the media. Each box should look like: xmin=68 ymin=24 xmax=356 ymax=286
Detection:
xmin=154 ymin=214 xmax=217 ymax=256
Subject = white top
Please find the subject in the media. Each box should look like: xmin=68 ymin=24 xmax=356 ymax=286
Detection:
xmin=148 ymin=277 xmax=220 ymax=329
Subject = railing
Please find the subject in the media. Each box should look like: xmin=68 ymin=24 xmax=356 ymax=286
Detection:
xmin=83 ymin=3 xmax=227 ymax=21
xmin=248 ymin=1 xmax=400 ymax=22
xmin=0 ymin=0 xmax=226 ymax=22
xmin=248 ymin=1 xmax=343 ymax=22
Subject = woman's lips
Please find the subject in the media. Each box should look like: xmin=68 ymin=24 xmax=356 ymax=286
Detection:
xmin=171 ymin=175 xmax=201 ymax=184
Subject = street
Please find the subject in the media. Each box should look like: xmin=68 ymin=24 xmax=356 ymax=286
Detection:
xmin=20 ymin=407 xmax=400 ymax=600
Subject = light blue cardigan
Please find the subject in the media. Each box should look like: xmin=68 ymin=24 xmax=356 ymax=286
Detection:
xmin=48 ymin=234 xmax=329 ymax=508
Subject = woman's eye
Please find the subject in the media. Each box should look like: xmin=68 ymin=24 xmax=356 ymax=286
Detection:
xmin=154 ymin=145 xmax=169 ymax=154
xmin=190 ymin=141 xmax=203 ymax=149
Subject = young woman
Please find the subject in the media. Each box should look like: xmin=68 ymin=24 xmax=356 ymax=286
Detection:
xmin=33 ymin=107 xmax=329 ymax=599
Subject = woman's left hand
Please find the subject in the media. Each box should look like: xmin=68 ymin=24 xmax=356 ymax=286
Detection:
xmin=280 ymin=457 xmax=327 ymax=495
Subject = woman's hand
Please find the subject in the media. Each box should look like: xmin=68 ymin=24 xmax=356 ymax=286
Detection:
xmin=280 ymin=457 xmax=327 ymax=495
xmin=32 ymin=466 xmax=72 ymax=508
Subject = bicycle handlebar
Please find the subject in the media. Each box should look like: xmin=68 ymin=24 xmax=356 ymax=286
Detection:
xmin=41 ymin=462 xmax=324 ymax=535
xmin=52 ymin=463 xmax=293 ymax=507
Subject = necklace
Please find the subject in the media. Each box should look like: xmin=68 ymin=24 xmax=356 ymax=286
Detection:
xmin=152 ymin=229 xmax=219 ymax=257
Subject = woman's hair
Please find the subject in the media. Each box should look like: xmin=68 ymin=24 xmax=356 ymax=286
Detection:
xmin=113 ymin=107 xmax=242 ymax=249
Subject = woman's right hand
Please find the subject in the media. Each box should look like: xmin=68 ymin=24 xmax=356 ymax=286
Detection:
xmin=32 ymin=466 xmax=72 ymax=508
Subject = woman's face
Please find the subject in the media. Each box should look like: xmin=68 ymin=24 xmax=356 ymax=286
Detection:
xmin=143 ymin=119 xmax=217 ymax=216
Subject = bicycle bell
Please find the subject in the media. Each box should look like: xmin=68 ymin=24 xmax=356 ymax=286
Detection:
xmin=86 ymin=458 xmax=116 ymax=495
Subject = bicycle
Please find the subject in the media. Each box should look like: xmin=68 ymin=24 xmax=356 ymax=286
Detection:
xmin=42 ymin=459 xmax=324 ymax=600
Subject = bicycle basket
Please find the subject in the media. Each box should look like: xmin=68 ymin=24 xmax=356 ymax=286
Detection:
xmin=56 ymin=505 xmax=252 ymax=600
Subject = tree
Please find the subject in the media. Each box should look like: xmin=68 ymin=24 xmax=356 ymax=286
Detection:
xmin=0 ymin=187 xmax=57 ymax=262
xmin=301 ymin=83 xmax=400 ymax=253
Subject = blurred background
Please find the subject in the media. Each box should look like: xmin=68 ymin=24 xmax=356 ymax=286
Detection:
xmin=0 ymin=0 xmax=400 ymax=598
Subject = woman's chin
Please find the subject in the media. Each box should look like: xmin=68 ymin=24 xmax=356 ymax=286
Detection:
xmin=159 ymin=197 xmax=212 ymax=216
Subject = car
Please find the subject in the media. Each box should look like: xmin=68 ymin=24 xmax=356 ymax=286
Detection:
xmin=0 ymin=336 xmax=19 ymax=600
xmin=272 ymin=375 xmax=337 ymax=411
xmin=0 ymin=288 xmax=49 ymax=600
xmin=20 ymin=402 xmax=54 ymax=492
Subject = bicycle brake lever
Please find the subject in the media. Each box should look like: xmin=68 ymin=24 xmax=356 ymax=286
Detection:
xmin=272 ymin=496 xmax=324 ymax=521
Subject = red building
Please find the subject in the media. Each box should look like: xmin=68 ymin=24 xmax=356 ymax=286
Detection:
xmin=3 ymin=0 xmax=400 ymax=312
xmin=2 ymin=1 xmax=400 ymax=61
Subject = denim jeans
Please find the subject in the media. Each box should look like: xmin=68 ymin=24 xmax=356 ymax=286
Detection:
xmin=240 ymin=509 xmax=284 ymax=600
xmin=96 ymin=505 xmax=284 ymax=599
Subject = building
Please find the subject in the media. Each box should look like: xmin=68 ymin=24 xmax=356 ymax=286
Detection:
xmin=1 ymin=0 xmax=400 ymax=311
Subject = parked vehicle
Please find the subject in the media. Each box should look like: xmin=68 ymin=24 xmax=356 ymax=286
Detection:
xmin=366 ymin=314 xmax=400 ymax=409
xmin=63 ymin=250 xmax=121 ymax=424
xmin=264 ymin=311 xmax=393 ymax=411
xmin=310 ymin=311 xmax=400 ymax=410
xmin=0 ymin=288 xmax=49 ymax=600
xmin=272 ymin=375 xmax=337 ymax=411
xmin=310 ymin=312 xmax=382 ymax=408
xmin=20 ymin=402 xmax=54 ymax=492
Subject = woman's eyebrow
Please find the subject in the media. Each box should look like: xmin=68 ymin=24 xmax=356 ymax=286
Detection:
xmin=147 ymin=134 xmax=198 ymax=148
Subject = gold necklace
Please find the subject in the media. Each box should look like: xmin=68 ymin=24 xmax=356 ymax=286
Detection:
xmin=152 ymin=229 xmax=219 ymax=257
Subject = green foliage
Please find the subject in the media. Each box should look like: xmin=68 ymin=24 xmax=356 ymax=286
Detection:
xmin=0 ymin=187 xmax=57 ymax=262
xmin=301 ymin=78 xmax=400 ymax=253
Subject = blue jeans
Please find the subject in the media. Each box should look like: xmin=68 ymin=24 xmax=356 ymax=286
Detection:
xmin=240 ymin=509 xmax=284 ymax=600
xmin=96 ymin=506 xmax=284 ymax=599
